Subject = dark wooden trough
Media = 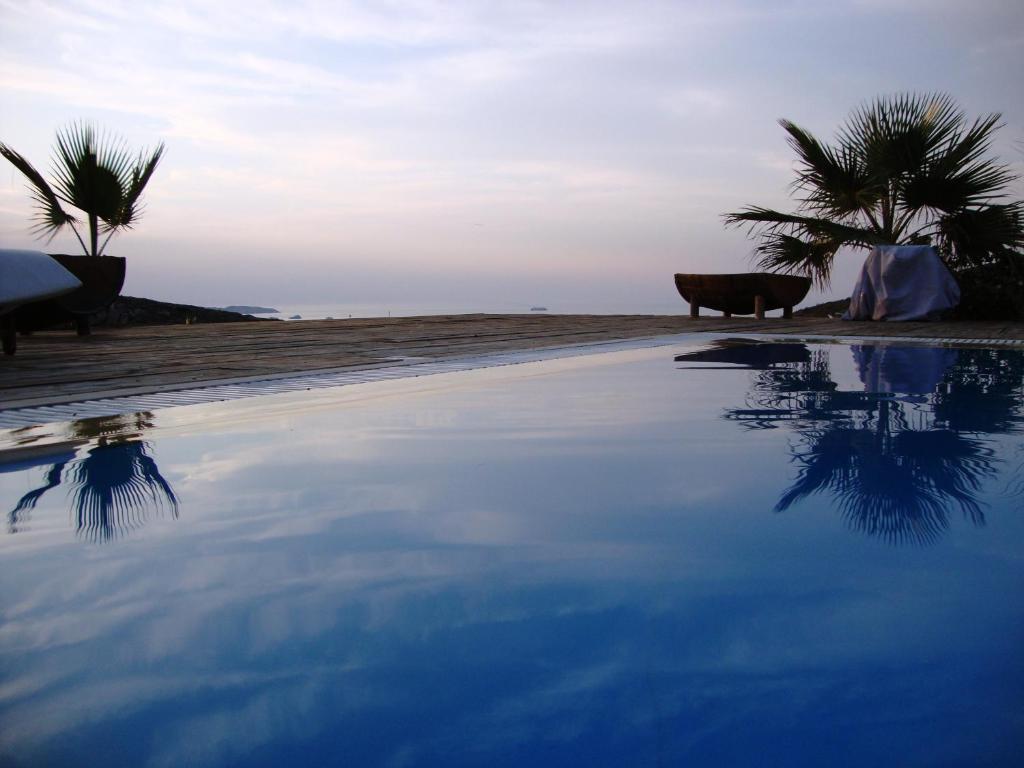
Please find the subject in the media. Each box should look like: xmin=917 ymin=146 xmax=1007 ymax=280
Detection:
xmin=14 ymin=254 xmax=126 ymax=337
xmin=674 ymin=340 xmax=811 ymax=369
xmin=674 ymin=272 xmax=812 ymax=319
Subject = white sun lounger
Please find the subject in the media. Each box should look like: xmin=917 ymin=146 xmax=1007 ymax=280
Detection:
xmin=1 ymin=249 xmax=81 ymax=354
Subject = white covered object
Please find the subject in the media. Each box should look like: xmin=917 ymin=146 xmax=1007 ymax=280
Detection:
xmin=843 ymin=245 xmax=960 ymax=321
xmin=0 ymin=249 xmax=81 ymax=315
xmin=851 ymin=344 xmax=957 ymax=396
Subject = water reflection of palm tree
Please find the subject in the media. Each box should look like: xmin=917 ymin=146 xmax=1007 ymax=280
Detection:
xmin=7 ymin=413 xmax=178 ymax=542
xmin=679 ymin=341 xmax=1023 ymax=545
xmin=9 ymin=459 xmax=70 ymax=533
xmin=932 ymin=348 xmax=1024 ymax=433
xmin=68 ymin=439 xmax=179 ymax=543
xmin=776 ymin=423 xmax=994 ymax=546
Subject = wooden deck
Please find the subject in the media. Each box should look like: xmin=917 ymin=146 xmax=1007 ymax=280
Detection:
xmin=3 ymin=314 xmax=1024 ymax=410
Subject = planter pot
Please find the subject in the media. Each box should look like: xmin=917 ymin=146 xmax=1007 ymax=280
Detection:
xmin=15 ymin=254 xmax=126 ymax=335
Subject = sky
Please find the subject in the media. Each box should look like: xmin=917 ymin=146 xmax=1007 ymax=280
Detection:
xmin=1 ymin=0 xmax=1022 ymax=311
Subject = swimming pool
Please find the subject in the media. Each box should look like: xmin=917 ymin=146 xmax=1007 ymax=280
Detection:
xmin=1 ymin=336 xmax=1022 ymax=766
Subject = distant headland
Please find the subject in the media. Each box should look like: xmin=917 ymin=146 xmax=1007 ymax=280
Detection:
xmin=85 ymin=296 xmax=280 ymax=328
xmin=221 ymin=305 xmax=279 ymax=314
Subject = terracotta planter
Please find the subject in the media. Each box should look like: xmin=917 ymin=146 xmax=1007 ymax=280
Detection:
xmin=15 ymin=254 xmax=126 ymax=335
xmin=674 ymin=272 xmax=811 ymax=318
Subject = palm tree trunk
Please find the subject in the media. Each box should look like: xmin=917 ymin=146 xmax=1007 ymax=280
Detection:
xmin=881 ymin=185 xmax=894 ymax=242
xmin=68 ymin=221 xmax=89 ymax=257
xmin=97 ymin=229 xmax=115 ymax=257
xmin=89 ymin=212 xmax=98 ymax=257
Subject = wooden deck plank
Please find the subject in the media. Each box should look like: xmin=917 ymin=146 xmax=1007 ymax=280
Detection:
xmin=2 ymin=314 xmax=1023 ymax=410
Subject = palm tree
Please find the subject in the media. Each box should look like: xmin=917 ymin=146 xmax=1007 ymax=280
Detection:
xmin=724 ymin=93 xmax=1024 ymax=286
xmin=0 ymin=122 xmax=164 ymax=257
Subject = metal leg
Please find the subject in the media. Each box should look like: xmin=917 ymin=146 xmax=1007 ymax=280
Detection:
xmin=783 ymin=305 xmax=793 ymax=319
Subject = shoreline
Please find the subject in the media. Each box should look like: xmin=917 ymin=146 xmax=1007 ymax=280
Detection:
xmin=88 ymin=295 xmax=279 ymax=328
xmin=89 ymin=295 xmax=853 ymax=328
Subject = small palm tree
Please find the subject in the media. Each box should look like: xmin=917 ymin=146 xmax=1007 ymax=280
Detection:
xmin=724 ymin=93 xmax=1024 ymax=286
xmin=0 ymin=122 xmax=164 ymax=257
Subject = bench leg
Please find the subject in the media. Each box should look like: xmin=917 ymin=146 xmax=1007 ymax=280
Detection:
xmin=689 ymin=301 xmax=699 ymax=319
xmin=754 ymin=295 xmax=765 ymax=320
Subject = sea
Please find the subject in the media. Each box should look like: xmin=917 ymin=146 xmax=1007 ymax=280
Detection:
xmin=242 ymin=300 xmax=686 ymax=321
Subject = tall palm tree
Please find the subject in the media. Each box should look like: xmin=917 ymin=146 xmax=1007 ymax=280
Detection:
xmin=724 ymin=93 xmax=1024 ymax=286
xmin=0 ymin=122 xmax=164 ymax=257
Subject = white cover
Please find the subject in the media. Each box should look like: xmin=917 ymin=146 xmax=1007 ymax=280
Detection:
xmin=851 ymin=344 xmax=957 ymax=396
xmin=0 ymin=249 xmax=81 ymax=315
xmin=843 ymin=245 xmax=960 ymax=321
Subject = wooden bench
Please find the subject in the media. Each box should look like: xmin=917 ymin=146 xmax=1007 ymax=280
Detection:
xmin=674 ymin=273 xmax=812 ymax=319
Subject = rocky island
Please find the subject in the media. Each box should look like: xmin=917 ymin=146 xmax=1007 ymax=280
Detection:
xmin=88 ymin=296 xmax=281 ymax=327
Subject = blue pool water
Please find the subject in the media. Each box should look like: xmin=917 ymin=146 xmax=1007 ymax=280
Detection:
xmin=1 ymin=338 xmax=1022 ymax=767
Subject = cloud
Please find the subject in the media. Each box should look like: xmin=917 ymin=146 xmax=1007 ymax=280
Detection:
xmin=1 ymin=1 xmax=1021 ymax=306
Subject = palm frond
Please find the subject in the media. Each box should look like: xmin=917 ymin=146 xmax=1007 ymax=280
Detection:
xmin=841 ymin=93 xmax=963 ymax=179
xmin=52 ymin=122 xmax=125 ymax=223
xmin=0 ymin=142 xmax=77 ymax=239
xmin=781 ymin=120 xmax=880 ymax=220
xmin=106 ymin=142 xmax=165 ymax=231
xmin=724 ymin=206 xmax=881 ymax=247
xmin=901 ymin=113 xmax=1017 ymax=213
xmin=936 ymin=202 xmax=1024 ymax=268
xmin=751 ymin=233 xmax=839 ymax=288
xmin=50 ymin=121 xmax=90 ymax=205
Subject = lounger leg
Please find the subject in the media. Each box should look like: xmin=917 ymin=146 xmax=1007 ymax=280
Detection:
xmin=754 ymin=295 xmax=765 ymax=320
xmin=723 ymin=310 xmax=731 ymax=318
xmin=75 ymin=315 xmax=91 ymax=336
xmin=689 ymin=301 xmax=699 ymax=319
xmin=783 ymin=305 xmax=793 ymax=319
xmin=2 ymin=315 xmax=16 ymax=356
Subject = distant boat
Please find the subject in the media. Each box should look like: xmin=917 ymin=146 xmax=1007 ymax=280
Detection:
xmin=530 ymin=306 xmax=548 ymax=312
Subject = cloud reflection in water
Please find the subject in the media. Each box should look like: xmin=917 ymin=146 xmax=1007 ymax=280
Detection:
xmin=1 ymin=345 xmax=1022 ymax=766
